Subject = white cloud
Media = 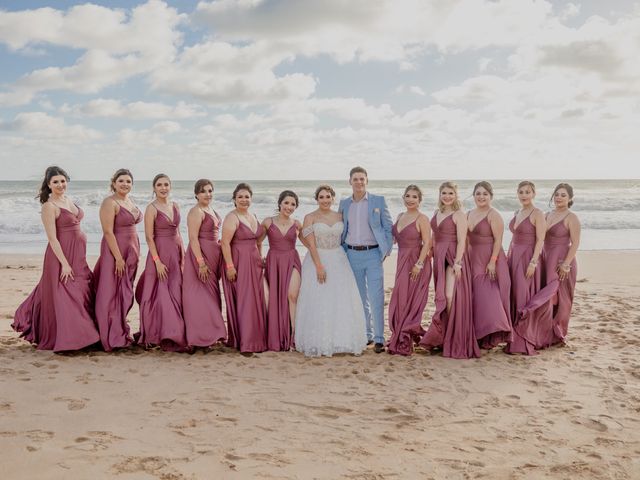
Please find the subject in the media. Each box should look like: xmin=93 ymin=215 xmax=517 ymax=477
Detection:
xmin=194 ymin=0 xmax=558 ymax=62
xmin=61 ymin=99 xmax=205 ymax=119
xmin=0 ymin=1 xmax=184 ymax=104
xmin=560 ymin=2 xmax=581 ymax=21
xmin=0 ymin=1 xmax=184 ymax=58
xmin=1 ymin=1 xmax=639 ymax=179
xmin=0 ymin=112 xmax=102 ymax=141
xmin=149 ymin=40 xmax=316 ymax=104
xmin=432 ymin=75 xmax=511 ymax=106
xmin=117 ymin=121 xmax=182 ymax=147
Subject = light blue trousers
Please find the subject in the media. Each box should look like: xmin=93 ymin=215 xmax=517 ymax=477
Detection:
xmin=346 ymin=248 xmax=385 ymax=344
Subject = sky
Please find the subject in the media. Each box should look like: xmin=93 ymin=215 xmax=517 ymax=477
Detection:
xmin=0 ymin=0 xmax=639 ymax=180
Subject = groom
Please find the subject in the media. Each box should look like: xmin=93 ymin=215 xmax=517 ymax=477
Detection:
xmin=339 ymin=166 xmax=393 ymax=353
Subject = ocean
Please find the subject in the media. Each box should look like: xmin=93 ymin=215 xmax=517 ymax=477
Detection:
xmin=0 ymin=179 xmax=638 ymax=255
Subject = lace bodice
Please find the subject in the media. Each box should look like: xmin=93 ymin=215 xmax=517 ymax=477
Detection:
xmin=313 ymin=222 xmax=344 ymax=250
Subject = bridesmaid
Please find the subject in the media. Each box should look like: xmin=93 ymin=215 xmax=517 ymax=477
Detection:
xmin=420 ymin=182 xmax=480 ymax=359
xmin=221 ymin=183 xmax=267 ymax=354
xmin=134 ymin=173 xmax=188 ymax=351
xmin=93 ymin=168 xmax=142 ymax=351
xmin=504 ymin=181 xmax=548 ymax=355
xmin=387 ymin=185 xmax=432 ymax=356
xmin=542 ymin=183 xmax=581 ymax=344
xmin=466 ymin=181 xmax=512 ymax=349
xmin=258 ymin=190 xmax=302 ymax=351
xmin=182 ymin=179 xmax=226 ymax=348
xmin=13 ymin=166 xmax=100 ymax=352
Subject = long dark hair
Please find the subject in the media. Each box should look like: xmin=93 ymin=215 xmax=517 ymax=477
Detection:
xmin=277 ymin=190 xmax=299 ymax=211
xmin=550 ymin=182 xmax=574 ymax=208
xmin=37 ymin=166 xmax=70 ymax=204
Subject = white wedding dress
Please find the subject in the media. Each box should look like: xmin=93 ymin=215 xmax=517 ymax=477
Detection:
xmin=295 ymin=222 xmax=367 ymax=357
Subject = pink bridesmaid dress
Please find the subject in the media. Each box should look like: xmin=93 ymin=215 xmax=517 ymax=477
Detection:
xmin=222 ymin=219 xmax=267 ymax=353
xmin=93 ymin=205 xmax=142 ymax=351
xmin=467 ymin=216 xmax=512 ymax=349
xmin=420 ymin=214 xmax=480 ymax=359
xmin=182 ymin=211 xmax=226 ymax=347
xmin=504 ymin=213 xmax=553 ymax=355
xmin=538 ymin=217 xmax=577 ymax=344
xmin=265 ymin=222 xmax=301 ymax=351
xmin=387 ymin=219 xmax=431 ymax=355
xmin=13 ymin=206 xmax=100 ymax=352
xmin=134 ymin=204 xmax=188 ymax=351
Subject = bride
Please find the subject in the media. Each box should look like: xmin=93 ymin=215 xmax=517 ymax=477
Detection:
xmin=295 ymin=185 xmax=367 ymax=357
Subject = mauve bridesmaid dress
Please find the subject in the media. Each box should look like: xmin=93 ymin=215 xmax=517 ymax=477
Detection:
xmin=93 ymin=206 xmax=142 ymax=351
xmin=467 ymin=216 xmax=512 ymax=349
xmin=265 ymin=222 xmax=301 ymax=351
xmin=544 ymin=220 xmax=577 ymax=344
xmin=182 ymin=211 xmax=226 ymax=347
xmin=134 ymin=204 xmax=188 ymax=351
xmin=387 ymin=219 xmax=431 ymax=356
xmin=222 ymin=220 xmax=267 ymax=353
xmin=420 ymin=214 xmax=480 ymax=359
xmin=13 ymin=206 xmax=100 ymax=352
xmin=504 ymin=213 xmax=553 ymax=355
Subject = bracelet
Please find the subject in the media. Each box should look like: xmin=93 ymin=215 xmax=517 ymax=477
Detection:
xmin=454 ymin=260 xmax=462 ymax=266
xmin=196 ymin=257 xmax=205 ymax=266
xmin=561 ymin=263 xmax=571 ymax=272
xmin=414 ymin=263 xmax=424 ymax=270
xmin=225 ymin=263 xmax=235 ymax=270
xmin=529 ymin=259 xmax=538 ymax=266
xmin=490 ymin=255 xmax=498 ymax=262
xmin=152 ymin=255 xmax=160 ymax=262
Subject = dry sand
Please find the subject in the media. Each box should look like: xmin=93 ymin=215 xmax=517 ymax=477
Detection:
xmin=0 ymin=250 xmax=639 ymax=479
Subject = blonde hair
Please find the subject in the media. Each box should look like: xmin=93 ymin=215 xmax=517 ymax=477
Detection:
xmin=517 ymin=180 xmax=536 ymax=193
xmin=438 ymin=181 xmax=462 ymax=212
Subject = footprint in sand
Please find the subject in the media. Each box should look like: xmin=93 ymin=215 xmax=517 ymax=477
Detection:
xmin=66 ymin=431 xmax=123 ymax=452
xmin=24 ymin=429 xmax=54 ymax=450
xmin=111 ymin=456 xmax=186 ymax=478
xmin=54 ymin=396 xmax=88 ymax=411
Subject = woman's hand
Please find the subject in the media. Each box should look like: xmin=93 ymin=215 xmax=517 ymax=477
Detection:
xmin=226 ymin=266 xmax=237 ymax=282
xmin=155 ymin=260 xmax=169 ymax=281
xmin=60 ymin=263 xmax=74 ymax=283
xmin=557 ymin=262 xmax=571 ymax=281
xmin=114 ymin=257 xmax=126 ymax=277
xmin=315 ymin=264 xmax=327 ymax=284
xmin=453 ymin=263 xmax=462 ymax=279
xmin=525 ymin=261 xmax=537 ymax=279
xmin=486 ymin=260 xmax=496 ymax=280
xmin=198 ymin=262 xmax=210 ymax=282
xmin=410 ymin=264 xmax=422 ymax=281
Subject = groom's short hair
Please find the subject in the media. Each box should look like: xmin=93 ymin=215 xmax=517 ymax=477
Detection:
xmin=349 ymin=166 xmax=368 ymax=178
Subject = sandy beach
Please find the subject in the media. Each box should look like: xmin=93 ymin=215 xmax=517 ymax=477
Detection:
xmin=0 ymin=250 xmax=639 ymax=479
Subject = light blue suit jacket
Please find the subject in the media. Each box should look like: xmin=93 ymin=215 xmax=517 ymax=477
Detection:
xmin=339 ymin=193 xmax=393 ymax=261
